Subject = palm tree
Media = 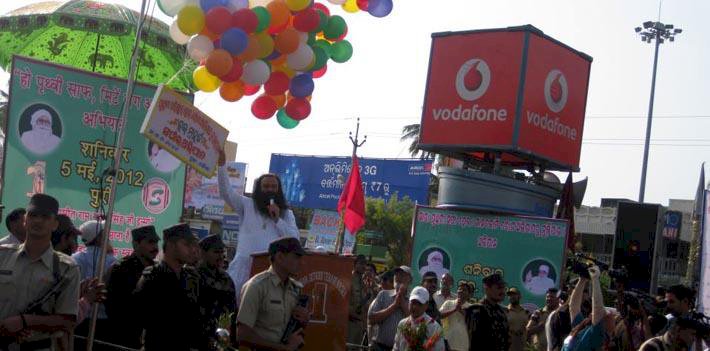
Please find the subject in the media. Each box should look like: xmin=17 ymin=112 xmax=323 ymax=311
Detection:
xmin=400 ymin=123 xmax=434 ymax=159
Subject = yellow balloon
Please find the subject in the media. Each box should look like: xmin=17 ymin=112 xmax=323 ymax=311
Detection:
xmin=273 ymin=63 xmax=295 ymax=78
xmin=255 ymin=32 xmax=275 ymax=59
xmin=285 ymin=0 xmax=310 ymax=11
xmin=342 ymin=0 xmax=359 ymax=13
xmin=193 ymin=66 xmax=221 ymax=92
xmin=177 ymin=5 xmax=205 ymax=36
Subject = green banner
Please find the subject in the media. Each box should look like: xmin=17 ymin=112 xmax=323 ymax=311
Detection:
xmin=411 ymin=206 xmax=568 ymax=310
xmin=1 ymin=56 xmax=187 ymax=257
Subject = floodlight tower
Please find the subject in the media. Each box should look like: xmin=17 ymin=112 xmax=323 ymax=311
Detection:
xmin=635 ymin=21 xmax=682 ymax=203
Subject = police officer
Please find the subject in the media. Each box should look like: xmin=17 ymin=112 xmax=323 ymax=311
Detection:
xmin=197 ymin=234 xmax=236 ymax=350
xmin=104 ymin=225 xmax=160 ymax=349
xmin=466 ymin=273 xmax=510 ymax=351
xmin=348 ymin=254 xmax=368 ymax=346
xmin=237 ymin=237 xmax=309 ymax=351
xmin=0 ymin=194 xmax=80 ymax=351
xmin=133 ymin=223 xmax=201 ymax=351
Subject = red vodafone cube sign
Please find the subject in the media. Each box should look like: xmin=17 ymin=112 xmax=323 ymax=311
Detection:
xmin=419 ymin=25 xmax=592 ymax=171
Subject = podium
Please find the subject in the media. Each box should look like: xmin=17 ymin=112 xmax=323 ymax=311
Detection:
xmin=250 ymin=252 xmax=355 ymax=351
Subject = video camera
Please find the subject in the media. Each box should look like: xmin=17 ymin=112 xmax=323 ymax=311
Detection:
xmin=567 ymin=253 xmax=628 ymax=281
xmin=689 ymin=312 xmax=710 ymax=338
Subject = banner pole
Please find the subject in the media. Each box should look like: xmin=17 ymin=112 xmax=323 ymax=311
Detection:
xmin=86 ymin=1 xmax=147 ymax=349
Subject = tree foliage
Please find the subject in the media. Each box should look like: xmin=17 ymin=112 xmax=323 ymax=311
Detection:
xmin=363 ymin=194 xmax=416 ymax=267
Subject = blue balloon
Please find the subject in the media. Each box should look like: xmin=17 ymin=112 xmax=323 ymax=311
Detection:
xmin=221 ymin=28 xmax=248 ymax=56
xmin=200 ymin=0 xmax=227 ymax=12
xmin=289 ymin=74 xmax=314 ymax=98
xmin=368 ymin=0 xmax=393 ymax=18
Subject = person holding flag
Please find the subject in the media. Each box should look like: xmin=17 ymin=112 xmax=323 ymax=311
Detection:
xmin=217 ymin=150 xmax=300 ymax=303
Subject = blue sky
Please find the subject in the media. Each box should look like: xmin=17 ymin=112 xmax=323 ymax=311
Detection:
xmin=2 ymin=0 xmax=708 ymax=206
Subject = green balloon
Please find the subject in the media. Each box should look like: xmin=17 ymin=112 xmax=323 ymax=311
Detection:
xmin=253 ymin=6 xmax=271 ymax=33
xmin=310 ymin=46 xmax=328 ymax=71
xmin=330 ymin=40 xmax=353 ymax=63
xmin=307 ymin=32 xmax=317 ymax=46
xmin=277 ymin=109 xmax=299 ymax=129
xmin=314 ymin=10 xmax=328 ymax=33
xmin=314 ymin=39 xmax=332 ymax=58
xmin=323 ymin=15 xmax=347 ymax=40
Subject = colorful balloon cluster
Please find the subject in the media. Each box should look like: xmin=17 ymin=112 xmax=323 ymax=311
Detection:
xmin=160 ymin=0 xmax=393 ymax=129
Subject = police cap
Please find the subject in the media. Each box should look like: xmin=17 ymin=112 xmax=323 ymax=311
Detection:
xmin=268 ymin=237 xmax=306 ymax=256
xmin=199 ymin=234 xmax=225 ymax=251
xmin=132 ymin=225 xmax=159 ymax=242
xmin=27 ymin=193 xmax=59 ymax=216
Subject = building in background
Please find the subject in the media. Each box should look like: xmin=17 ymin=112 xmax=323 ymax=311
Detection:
xmin=574 ymin=198 xmax=693 ymax=288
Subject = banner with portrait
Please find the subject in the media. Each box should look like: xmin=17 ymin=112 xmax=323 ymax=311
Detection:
xmin=1 ymin=56 xmax=187 ymax=257
xmin=411 ymin=206 xmax=568 ymax=310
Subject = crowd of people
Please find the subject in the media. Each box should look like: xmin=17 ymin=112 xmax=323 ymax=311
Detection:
xmin=346 ymin=260 xmax=710 ymax=351
xmin=1 ymin=153 xmax=710 ymax=351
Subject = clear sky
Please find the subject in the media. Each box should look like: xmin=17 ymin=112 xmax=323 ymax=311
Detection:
xmin=1 ymin=0 xmax=708 ymax=206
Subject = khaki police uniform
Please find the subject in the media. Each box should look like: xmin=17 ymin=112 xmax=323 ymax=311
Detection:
xmin=237 ymin=267 xmax=302 ymax=344
xmin=0 ymin=243 xmax=80 ymax=350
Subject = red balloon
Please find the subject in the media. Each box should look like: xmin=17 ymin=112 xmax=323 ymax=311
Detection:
xmin=252 ymin=95 xmax=278 ymax=119
xmin=220 ymin=57 xmax=244 ymax=82
xmin=313 ymin=2 xmax=330 ymax=16
xmin=205 ymin=7 xmax=232 ymax=35
xmin=357 ymin=0 xmax=369 ymax=10
xmin=285 ymin=98 xmax=311 ymax=120
xmin=312 ymin=63 xmax=327 ymax=79
xmin=264 ymin=71 xmax=290 ymax=95
xmin=231 ymin=8 xmax=259 ymax=33
xmin=293 ymin=8 xmax=321 ymax=33
xmin=244 ymin=84 xmax=261 ymax=96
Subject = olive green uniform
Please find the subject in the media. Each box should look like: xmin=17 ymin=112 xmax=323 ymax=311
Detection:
xmin=237 ymin=267 xmax=302 ymax=344
xmin=0 ymin=244 xmax=80 ymax=350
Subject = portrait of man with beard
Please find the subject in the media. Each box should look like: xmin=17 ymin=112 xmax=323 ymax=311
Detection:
xmin=217 ymin=150 xmax=300 ymax=303
xmin=19 ymin=104 xmax=63 ymax=155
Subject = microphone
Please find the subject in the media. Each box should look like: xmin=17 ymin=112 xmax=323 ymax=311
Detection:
xmin=269 ymin=198 xmax=278 ymax=220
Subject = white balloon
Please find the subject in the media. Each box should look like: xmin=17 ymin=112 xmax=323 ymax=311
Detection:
xmin=298 ymin=31 xmax=308 ymax=44
xmin=227 ymin=0 xmax=249 ymax=12
xmin=327 ymin=0 xmax=346 ymax=4
xmin=187 ymin=35 xmax=214 ymax=62
xmin=287 ymin=44 xmax=314 ymax=71
xmin=169 ymin=21 xmax=190 ymax=45
xmin=242 ymin=60 xmax=271 ymax=85
xmin=157 ymin=0 xmax=192 ymax=17
xmin=249 ymin=0 xmax=272 ymax=8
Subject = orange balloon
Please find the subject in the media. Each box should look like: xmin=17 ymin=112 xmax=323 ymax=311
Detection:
xmin=205 ymin=49 xmax=233 ymax=77
xmin=200 ymin=27 xmax=219 ymax=41
xmin=272 ymin=93 xmax=287 ymax=108
xmin=267 ymin=1 xmax=290 ymax=32
xmin=220 ymin=81 xmax=245 ymax=102
xmin=238 ymin=35 xmax=262 ymax=62
xmin=274 ymin=28 xmax=300 ymax=55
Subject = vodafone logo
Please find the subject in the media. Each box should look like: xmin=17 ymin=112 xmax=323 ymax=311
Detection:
xmin=455 ymin=58 xmax=491 ymax=101
xmin=544 ymin=70 xmax=568 ymax=113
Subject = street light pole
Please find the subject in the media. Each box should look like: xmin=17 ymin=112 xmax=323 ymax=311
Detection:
xmin=635 ymin=21 xmax=682 ymax=203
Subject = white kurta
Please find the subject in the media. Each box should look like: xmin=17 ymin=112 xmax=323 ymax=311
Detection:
xmin=218 ymin=166 xmax=299 ymax=303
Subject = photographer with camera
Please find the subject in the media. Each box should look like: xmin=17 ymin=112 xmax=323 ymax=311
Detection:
xmin=561 ymin=265 xmax=607 ymax=351
xmin=610 ymin=293 xmax=654 ymax=350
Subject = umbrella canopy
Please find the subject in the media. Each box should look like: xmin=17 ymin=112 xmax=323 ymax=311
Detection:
xmin=0 ymin=0 xmax=194 ymax=91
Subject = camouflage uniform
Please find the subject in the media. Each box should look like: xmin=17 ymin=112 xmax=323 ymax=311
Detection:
xmin=197 ymin=262 xmax=236 ymax=350
xmin=466 ymin=298 xmax=510 ymax=351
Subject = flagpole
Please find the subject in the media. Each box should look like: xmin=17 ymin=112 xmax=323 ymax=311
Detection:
xmin=335 ymin=118 xmax=366 ymax=254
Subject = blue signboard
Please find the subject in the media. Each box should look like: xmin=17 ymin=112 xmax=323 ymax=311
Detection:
xmin=269 ymin=154 xmax=432 ymax=210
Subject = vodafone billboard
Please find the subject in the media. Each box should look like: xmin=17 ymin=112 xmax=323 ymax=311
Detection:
xmin=419 ymin=25 xmax=592 ymax=171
